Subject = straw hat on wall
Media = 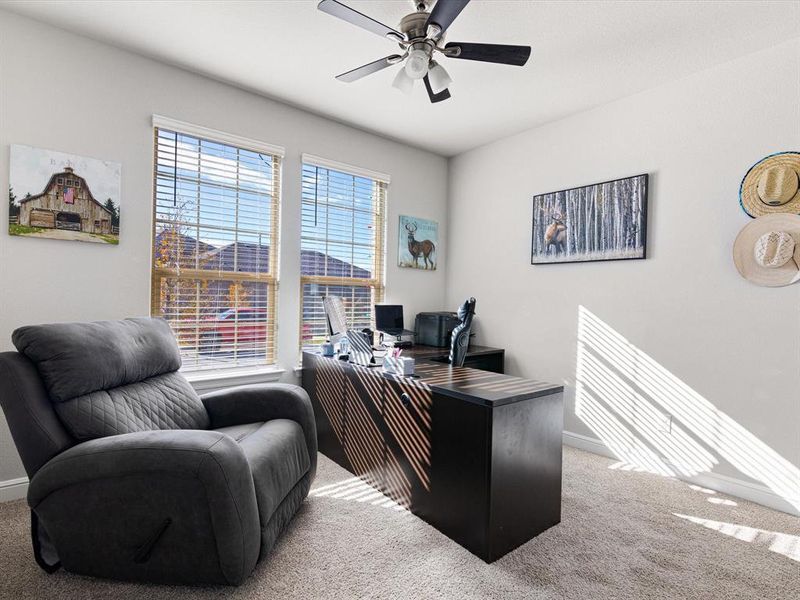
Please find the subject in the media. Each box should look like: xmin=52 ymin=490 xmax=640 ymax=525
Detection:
xmin=739 ymin=152 xmax=800 ymax=218
xmin=733 ymin=213 xmax=800 ymax=287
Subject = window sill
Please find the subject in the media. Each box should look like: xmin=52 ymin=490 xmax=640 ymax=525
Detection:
xmin=183 ymin=365 xmax=285 ymax=393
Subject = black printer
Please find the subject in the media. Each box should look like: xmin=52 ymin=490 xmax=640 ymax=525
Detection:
xmin=414 ymin=311 xmax=460 ymax=347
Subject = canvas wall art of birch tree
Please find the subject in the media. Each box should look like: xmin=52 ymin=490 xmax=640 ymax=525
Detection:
xmin=531 ymin=174 xmax=648 ymax=264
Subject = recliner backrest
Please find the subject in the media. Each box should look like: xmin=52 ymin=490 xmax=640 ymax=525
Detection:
xmin=11 ymin=318 xmax=209 ymax=441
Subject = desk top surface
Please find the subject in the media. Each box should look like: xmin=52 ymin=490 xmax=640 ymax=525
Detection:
xmin=399 ymin=344 xmax=504 ymax=360
xmin=304 ymin=346 xmax=562 ymax=407
xmin=407 ymin=361 xmax=563 ymax=406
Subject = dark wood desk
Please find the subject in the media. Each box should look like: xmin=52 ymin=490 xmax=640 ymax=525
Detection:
xmin=301 ymin=347 xmax=563 ymax=562
xmin=401 ymin=343 xmax=505 ymax=374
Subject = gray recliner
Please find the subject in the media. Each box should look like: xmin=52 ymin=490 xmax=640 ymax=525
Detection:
xmin=0 ymin=318 xmax=316 ymax=586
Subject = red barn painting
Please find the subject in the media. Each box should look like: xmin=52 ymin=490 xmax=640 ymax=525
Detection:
xmin=9 ymin=145 xmax=120 ymax=245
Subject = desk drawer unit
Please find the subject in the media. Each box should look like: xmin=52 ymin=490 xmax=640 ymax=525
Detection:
xmin=301 ymin=351 xmax=563 ymax=562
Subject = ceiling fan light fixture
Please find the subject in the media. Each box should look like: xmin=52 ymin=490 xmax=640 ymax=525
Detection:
xmin=404 ymin=48 xmax=430 ymax=80
xmin=317 ymin=0 xmax=532 ymax=104
xmin=392 ymin=68 xmax=415 ymax=94
xmin=427 ymin=61 xmax=452 ymax=94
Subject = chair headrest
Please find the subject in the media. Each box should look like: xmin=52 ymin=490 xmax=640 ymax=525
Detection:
xmin=12 ymin=318 xmax=181 ymax=402
xmin=457 ymin=297 xmax=476 ymax=322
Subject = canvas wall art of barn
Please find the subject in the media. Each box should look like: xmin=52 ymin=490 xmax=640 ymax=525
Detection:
xmin=9 ymin=144 xmax=121 ymax=244
xmin=398 ymin=214 xmax=438 ymax=270
xmin=531 ymin=174 xmax=648 ymax=264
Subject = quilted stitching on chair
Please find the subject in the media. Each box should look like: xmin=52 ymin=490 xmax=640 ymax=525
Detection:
xmin=54 ymin=372 xmax=210 ymax=440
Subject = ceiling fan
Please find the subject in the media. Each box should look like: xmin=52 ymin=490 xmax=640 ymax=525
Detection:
xmin=317 ymin=0 xmax=531 ymax=103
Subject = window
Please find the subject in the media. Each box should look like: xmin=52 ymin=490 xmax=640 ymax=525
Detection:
xmin=151 ymin=116 xmax=283 ymax=371
xmin=300 ymin=155 xmax=388 ymax=349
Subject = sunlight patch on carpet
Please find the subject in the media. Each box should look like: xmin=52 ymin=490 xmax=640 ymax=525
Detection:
xmin=674 ymin=513 xmax=800 ymax=562
xmin=310 ymin=477 xmax=408 ymax=512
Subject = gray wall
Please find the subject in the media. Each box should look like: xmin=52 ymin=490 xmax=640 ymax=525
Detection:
xmin=447 ymin=39 xmax=800 ymax=513
xmin=0 ymin=10 xmax=448 ymax=482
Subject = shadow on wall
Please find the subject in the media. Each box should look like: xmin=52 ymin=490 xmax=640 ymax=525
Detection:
xmin=575 ymin=305 xmax=800 ymax=515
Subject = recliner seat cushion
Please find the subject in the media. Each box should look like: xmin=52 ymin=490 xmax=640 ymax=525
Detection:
xmin=215 ymin=419 xmax=310 ymax=528
xmin=214 ymin=422 xmax=265 ymax=443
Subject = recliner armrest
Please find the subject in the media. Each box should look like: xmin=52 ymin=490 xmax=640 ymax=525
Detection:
xmin=201 ymin=383 xmax=317 ymax=479
xmin=28 ymin=429 xmax=250 ymax=505
xmin=27 ymin=429 xmax=260 ymax=585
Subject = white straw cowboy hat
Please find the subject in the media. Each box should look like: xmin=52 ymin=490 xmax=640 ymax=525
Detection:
xmin=733 ymin=213 xmax=800 ymax=287
xmin=739 ymin=152 xmax=800 ymax=217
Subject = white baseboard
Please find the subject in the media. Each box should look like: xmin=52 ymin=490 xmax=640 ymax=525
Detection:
xmin=0 ymin=477 xmax=28 ymax=502
xmin=563 ymin=430 xmax=800 ymax=517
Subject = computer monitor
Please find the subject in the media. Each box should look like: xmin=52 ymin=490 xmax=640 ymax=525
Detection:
xmin=375 ymin=304 xmax=404 ymax=333
xmin=323 ymin=296 xmax=349 ymax=338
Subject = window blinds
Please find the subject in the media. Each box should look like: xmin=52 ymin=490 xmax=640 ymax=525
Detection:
xmin=300 ymin=158 xmax=387 ymax=349
xmin=151 ymin=123 xmax=281 ymax=371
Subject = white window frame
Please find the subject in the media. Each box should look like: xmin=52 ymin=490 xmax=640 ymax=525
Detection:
xmin=299 ymin=154 xmax=389 ymax=349
xmin=150 ymin=116 xmax=285 ymax=374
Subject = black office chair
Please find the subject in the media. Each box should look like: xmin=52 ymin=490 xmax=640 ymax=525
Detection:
xmin=449 ymin=297 xmax=476 ymax=367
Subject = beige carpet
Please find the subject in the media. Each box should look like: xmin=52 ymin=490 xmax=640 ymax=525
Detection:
xmin=0 ymin=446 xmax=797 ymax=600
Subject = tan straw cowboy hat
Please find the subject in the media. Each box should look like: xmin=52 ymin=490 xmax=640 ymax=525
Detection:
xmin=733 ymin=213 xmax=800 ymax=287
xmin=739 ymin=152 xmax=800 ymax=218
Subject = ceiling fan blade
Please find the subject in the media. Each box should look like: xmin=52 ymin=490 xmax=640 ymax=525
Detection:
xmin=423 ymin=74 xmax=451 ymax=103
xmin=336 ymin=55 xmax=403 ymax=83
xmin=445 ymin=42 xmax=531 ymax=66
xmin=426 ymin=0 xmax=471 ymax=35
xmin=318 ymin=0 xmax=404 ymax=41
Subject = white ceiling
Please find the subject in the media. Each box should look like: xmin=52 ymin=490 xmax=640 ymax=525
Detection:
xmin=2 ymin=1 xmax=799 ymax=156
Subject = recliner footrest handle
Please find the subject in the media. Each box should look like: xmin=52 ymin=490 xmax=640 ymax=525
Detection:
xmin=133 ymin=518 xmax=172 ymax=564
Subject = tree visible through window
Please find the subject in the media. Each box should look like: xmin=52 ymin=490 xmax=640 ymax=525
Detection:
xmin=300 ymin=160 xmax=387 ymax=349
xmin=151 ymin=126 xmax=281 ymax=371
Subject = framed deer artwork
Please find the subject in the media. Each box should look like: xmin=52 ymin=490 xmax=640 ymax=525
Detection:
xmin=399 ymin=215 xmax=438 ymax=270
xmin=531 ymin=173 xmax=648 ymax=264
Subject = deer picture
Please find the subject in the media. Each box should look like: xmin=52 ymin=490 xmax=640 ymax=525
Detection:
xmin=405 ymin=221 xmax=436 ymax=269
xmin=544 ymin=211 xmax=567 ymax=254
